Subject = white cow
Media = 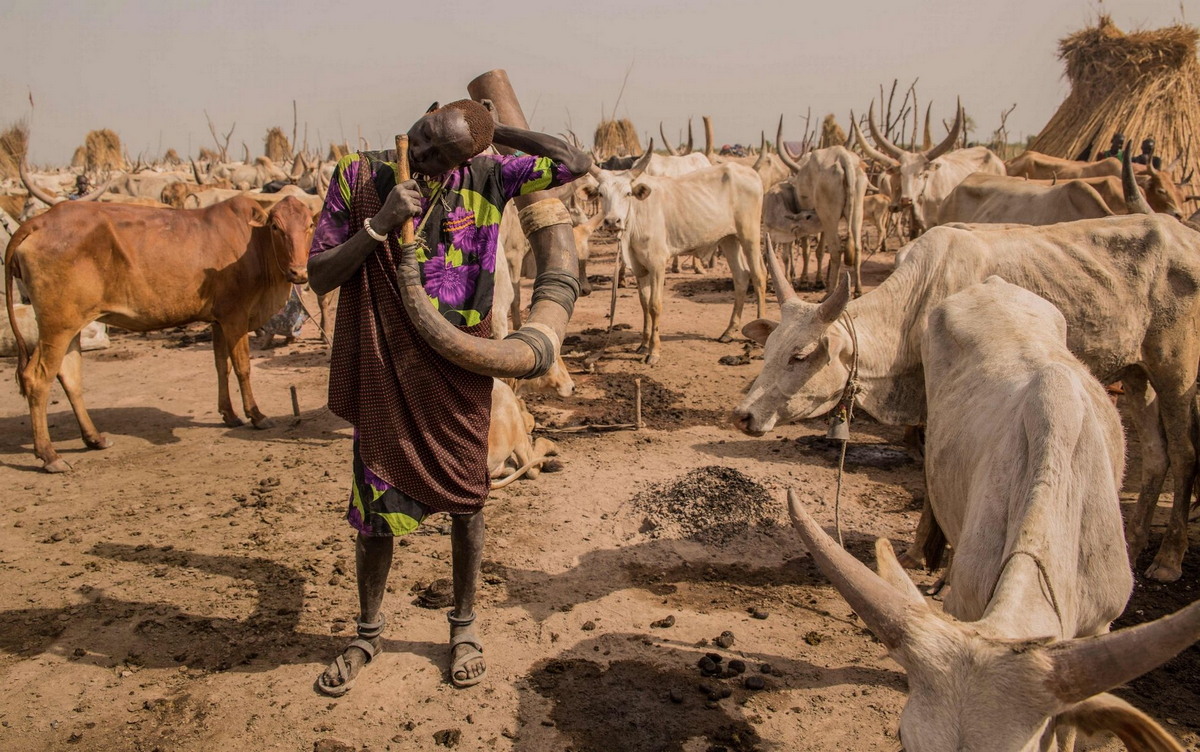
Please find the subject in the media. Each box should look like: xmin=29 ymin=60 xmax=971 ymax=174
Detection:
xmin=589 ymin=143 xmax=766 ymax=364
xmin=786 ymin=279 xmax=1200 ymax=750
xmin=856 ymin=102 xmax=1005 ymax=234
xmin=936 ymin=173 xmax=1114 ymax=226
xmin=760 ymin=182 xmax=821 ymax=287
xmin=735 ymin=212 xmax=1200 ymax=583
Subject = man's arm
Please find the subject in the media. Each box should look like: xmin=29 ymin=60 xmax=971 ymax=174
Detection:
xmin=307 ymin=179 xmax=422 ymax=295
xmin=491 ymin=124 xmax=593 ymax=177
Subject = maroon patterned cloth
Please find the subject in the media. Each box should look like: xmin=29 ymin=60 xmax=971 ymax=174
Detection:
xmin=328 ymin=153 xmax=493 ymax=514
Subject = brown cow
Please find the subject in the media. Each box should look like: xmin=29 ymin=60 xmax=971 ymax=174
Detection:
xmin=4 ymin=195 xmax=312 ymax=472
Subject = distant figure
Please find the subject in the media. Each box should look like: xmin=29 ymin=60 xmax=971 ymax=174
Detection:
xmin=1131 ymin=137 xmax=1163 ymax=170
xmin=1097 ymin=132 xmax=1125 ymax=160
xmin=68 ymin=174 xmax=91 ymax=200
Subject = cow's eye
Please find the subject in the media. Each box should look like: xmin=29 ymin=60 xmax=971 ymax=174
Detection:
xmin=789 ymin=344 xmax=818 ymax=364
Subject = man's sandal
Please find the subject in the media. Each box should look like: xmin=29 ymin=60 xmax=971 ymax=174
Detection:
xmin=315 ymin=616 xmax=385 ymax=697
xmin=448 ymin=611 xmax=486 ymax=688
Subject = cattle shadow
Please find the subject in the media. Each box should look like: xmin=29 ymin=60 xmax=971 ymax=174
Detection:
xmin=524 ymin=372 xmax=726 ymax=431
xmin=486 ymin=526 xmax=898 ymax=626
xmin=693 ymin=434 xmax=921 ymax=488
xmin=220 ymin=404 xmax=351 ymax=446
xmin=514 ymin=632 xmax=904 ymax=752
xmin=0 ymin=407 xmax=206 ymax=465
xmin=0 ymin=542 xmax=441 ymax=676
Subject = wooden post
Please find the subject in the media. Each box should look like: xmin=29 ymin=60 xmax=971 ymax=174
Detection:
xmin=394 ymin=134 xmax=414 ymax=244
xmin=289 ymin=385 xmax=300 ymax=417
xmin=634 ymin=377 xmax=644 ymax=430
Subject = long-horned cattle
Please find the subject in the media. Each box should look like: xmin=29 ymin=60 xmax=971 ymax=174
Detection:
xmin=588 ymin=140 xmax=766 ymax=364
xmin=936 ymin=173 xmax=1114 ymax=226
xmin=760 ymin=182 xmax=821 ymax=287
xmin=5 ymin=195 xmax=313 ymax=473
xmin=734 ymin=196 xmax=1200 ymax=582
xmin=855 ymin=101 xmax=1005 ymax=235
xmin=787 ymin=280 xmax=1200 ymax=751
xmin=1007 ymin=151 xmax=1185 ymax=218
xmin=774 ymin=119 xmax=868 ymax=295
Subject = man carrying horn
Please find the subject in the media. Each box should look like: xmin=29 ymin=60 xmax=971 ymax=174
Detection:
xmin=307 ymin=98 xmax=590 ymax=694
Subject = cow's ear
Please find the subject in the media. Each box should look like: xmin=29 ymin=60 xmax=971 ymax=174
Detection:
xmin=742 ymin=318 xmax=778 ymax=345
xmin=247 ymin=206 xmax=269 ymax=227
xmin=632 ymin=183 xmax=652 ymax=200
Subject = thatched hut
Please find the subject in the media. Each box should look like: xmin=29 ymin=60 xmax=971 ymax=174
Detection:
xmin=593 ymin=119 xmax=641 ymax=161
xmin=1029 ymin=15 xmax=1200 ymax=182
xmin=84 ymin=129 xmax=124 ymax=173
xmin=70 ymin=147 xmax=86 ymax=170
xmin=327 ymin=142 xmax=351 ymax=161
xmin=264 ymin=127 xmax=291 ymax=161
xmin=162 ymin=148 xmax=182 ymax=165
xmin=0 ymin=121 xmax=28 ymax=181
xmin=819 ymin=114 xmax=846 ymax=149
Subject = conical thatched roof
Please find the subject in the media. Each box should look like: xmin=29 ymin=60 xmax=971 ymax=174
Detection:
xmin=593 ymin=119 xmax=642 ymax=161
xmin=1030 ymin=15 xmax=1200 ymax=182
xmin=819 ymin=114 xmax=846 ymax=149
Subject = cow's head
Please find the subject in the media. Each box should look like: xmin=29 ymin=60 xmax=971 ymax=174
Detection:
xmin=1141 ymin=163 xmax=1185 ymax=219
xmin=586 ymin=141 xmax=655 ymax=232
xmin=732 ymin=238 xmax=853 ymax=435
xmin=263 ymin=196 xmax=312 ymax=284
xmin=786 ymin=489 xmax=1200 ymax=752
xmin=852 ymin=102 xmax=963 ymax=230
xmin=523 ymin=355 xmax=575 ymax=398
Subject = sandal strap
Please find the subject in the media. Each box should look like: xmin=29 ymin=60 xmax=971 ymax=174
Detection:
xmin=447 ymin=610 xmax=476 ymax=627
xmin=357 ymin=615 xmax=386 ymax=640
xmin=449 ymin=632 xmax=484 ymax=652
xmin=347 ymin=637 xmax=380 ymax=664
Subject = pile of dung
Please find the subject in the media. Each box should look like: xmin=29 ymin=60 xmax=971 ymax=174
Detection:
xmin=630 ymin=466 xmax=779 ymax=545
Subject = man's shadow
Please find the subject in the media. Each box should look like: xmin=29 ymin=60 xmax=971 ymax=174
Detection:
xmin=0 ymin=543 xmax=439 ymax=674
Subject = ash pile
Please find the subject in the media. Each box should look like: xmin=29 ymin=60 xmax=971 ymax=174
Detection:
xmin=631 ymin=466 xmax=780 ymax=545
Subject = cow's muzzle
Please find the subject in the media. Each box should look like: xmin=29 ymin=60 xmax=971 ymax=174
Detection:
xmin=731 ymin=410 xmax=767 ymax=437
xmin=288 ymin=267 xmax=309 ymax=284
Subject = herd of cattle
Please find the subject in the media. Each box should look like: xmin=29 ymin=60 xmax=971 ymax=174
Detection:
xmin=3 ymin=97 xmax=1200 ymax=749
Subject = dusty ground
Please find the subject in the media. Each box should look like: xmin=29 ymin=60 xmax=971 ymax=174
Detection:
xmin=0 ymin=235 xmax=1196 ymax=752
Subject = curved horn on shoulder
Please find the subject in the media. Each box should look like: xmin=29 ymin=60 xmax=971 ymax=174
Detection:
xmin=1123 ymin=146 xmax=1154 ymax=215
xmin=19 ymin=160 xmax=61 ymax=206
xmin=752 ymin=131 xmax=768 ymax=171
xmin=776 ymin=116 xmax=802 ymax=173
xmin=1046 ymin=598 xmax=1200 ymax=704
xmin=923 ymin=99 xmax=963 ymax=161
xmin=659 ymin=122 xmax=680 ymax=156
xmin=851 ymin=114 xmax=898 ymax=168
xmin=630 ymin=138 xmax=654 ymax=180
xmin=764 ymin=234 xmax=797 ymax=305
xmin=867 ymin=101 xmax=908 ymax=160
xmin=788 ymin=489 xmax=918 ymax=651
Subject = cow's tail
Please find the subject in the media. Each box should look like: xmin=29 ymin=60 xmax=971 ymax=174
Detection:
xmin=4 ymin=222 xmax=35 ymax=396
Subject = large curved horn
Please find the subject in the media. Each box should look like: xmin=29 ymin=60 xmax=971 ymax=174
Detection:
xmin=685 ymin=118 xmax=694 ymax=154
xmin=19 ymin=160 xmax=62 ymax=205
xmin=851 ymin=114 xmax=898 ymax=168
xmin=191 ymin=158 xmax=206 ymax=185
xmin=924 ymin=99 xmax=963 ymax=161
xmin=703 ymin=115 xmax=714 ymax=158
xmin=752 ymin=131 xmax=768 ymax=171
xmin=629 ymin=138 xmax=654 ymax=180
xmin=764 ymin=234 xmax=797 ymax=305
xmin=867 ymin=101 xmax=908 ymax=160
xmin=1123 ymin=146 xmax=1154 ymax=215
xmin=788 ymin=489 xmax=917 ymax=650
xmin=776 ymin=116 xmax=802 ymax=174
xmin=1046 ymin=598 xmax=1200 ymax=704
xmin=659 ymin=123 xmax=680 ymax=156
xmin=922 ymin=102 xmax=933 ymax=151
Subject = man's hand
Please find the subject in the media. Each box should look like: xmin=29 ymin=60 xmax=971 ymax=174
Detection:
xmin=371 ymin=180 xmax=421 ymax=234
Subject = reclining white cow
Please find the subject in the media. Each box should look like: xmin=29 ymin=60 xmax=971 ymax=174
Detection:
xmin=735 ymin=201 xmax=1200 ymax=582
xmin=787 ymin=280 xmax=1200 ymax=751
xmin=588 ymin=140 xmax=766 ymax=365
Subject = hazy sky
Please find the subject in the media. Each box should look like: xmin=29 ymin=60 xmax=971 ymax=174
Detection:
xmin=3 ymin=0 xmax=1196 ymax=164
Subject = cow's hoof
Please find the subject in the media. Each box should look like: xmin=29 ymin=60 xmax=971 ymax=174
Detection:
xmin=643 ymin=352 xmax=661 ymax=366
xmin=634 ymin=344 xmax=648 ymax=355
xmin=222 ymin=414 xmax=245 ymax=428
xmin=84 ymin=434 xmax=113 ymax=450
xmin=717 ymin=333 xmax=734 ymax=343
xmin=580 ymin=286 xmax=593 ymax=297
xmin=252 ymin=417 xmax=275 ymax=430
xmin=43 ymin=458 xmax=72 ymax=474
xmin=896 ymin=550 xmax=923 ymax=570
xmin=1145 ymin=558 xmax=1183 ymax=583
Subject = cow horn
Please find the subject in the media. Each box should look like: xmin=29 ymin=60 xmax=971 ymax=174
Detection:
xmin=752 ymin=131 xmax=768 ymax=170
xmin=191 ymin=158 xmax=206 ymax=185
xmin=19 ymin=160 xmax=62 ymax=205
xmin=922 ymin=102 xmax=933 ymax=151
xmin=867 ymin=101 xmax=908 ymax=160
xmin=1123 ymin=146 xmax=1154 ymax=215
xmin=703 ymin=115 xmax=714 ymax=158
xmin=629 ymin=139 xmax=654 ymax=180
xmin=776 ymin=116 xmax=802 ymax=173
xmin=1045 ymin=598 xmax=1200 ymax=704
xmin=396 ymin=199 xmax=579 ymax=380
xmin=659 ymin=123 xmax=680 ymax=156
xmin=764 ymin=234 xmax=797 ymax=305
xmin=685 ymin=119 xmax=694 ymax=154
xmin=816 ymin=272 xmax=851 ymax=324
xmin=787 ymin=489 xmax=914 ymax=650
xmin=923 ymin=99 xmax=963 ymax=161
xmin=851 ymin=115 xmax=898 ymax=168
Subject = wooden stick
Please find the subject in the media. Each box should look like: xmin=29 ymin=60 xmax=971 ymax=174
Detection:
xmin=290 ymin=385 xmax=300 ymax=417
xmin=635 ymin=377 xmax=644 ymax=429
xmin=394 ymin=134 xmax=414 ymax=244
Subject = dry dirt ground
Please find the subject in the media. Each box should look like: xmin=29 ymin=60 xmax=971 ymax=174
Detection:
xmin=0 ymin=236 xmax=1197 ymax=752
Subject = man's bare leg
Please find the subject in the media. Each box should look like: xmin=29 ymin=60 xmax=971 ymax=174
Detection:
xmin=319 ymin=534 xmax=393 ymax=691
xmin=449 ymin=510 xmax=486 ymax=685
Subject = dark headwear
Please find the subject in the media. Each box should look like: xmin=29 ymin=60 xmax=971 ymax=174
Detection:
xmin=438 ymin=100 xmax=495 ymax=158
xmin=1141 ymin=138 xmax=1155 ymax=152
xmin=1112 ymin=133 xmax=1125 ymax=145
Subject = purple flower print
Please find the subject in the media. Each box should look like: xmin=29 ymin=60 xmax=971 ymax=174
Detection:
xmin=423 ymin=244 xmax=479 ymax=309
xmin=444 ymin=207 xmax=500 ymax=272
